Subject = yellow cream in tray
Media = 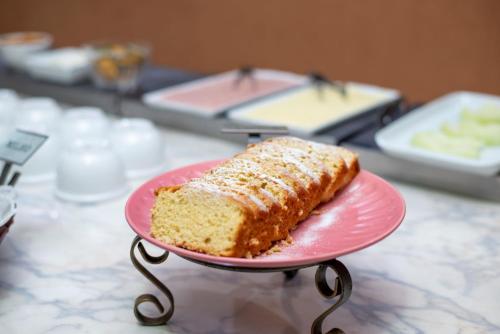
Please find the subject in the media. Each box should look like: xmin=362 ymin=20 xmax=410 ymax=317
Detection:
xmin=230 ymin=85 xmax=392 ymax=133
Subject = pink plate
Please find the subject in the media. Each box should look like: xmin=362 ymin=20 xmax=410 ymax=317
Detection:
xmin=126 ymin=160 xmax=406 ymax=269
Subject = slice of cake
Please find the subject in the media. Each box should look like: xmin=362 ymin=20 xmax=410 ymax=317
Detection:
xmin=151 ymin=137 xmax=359 ymax=257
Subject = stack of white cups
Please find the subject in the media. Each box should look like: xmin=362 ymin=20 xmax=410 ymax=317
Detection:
xmin=56 ymin=108 xmax=166 ymax=202
xmin=1 ymin=92 xmax=165 ymax=203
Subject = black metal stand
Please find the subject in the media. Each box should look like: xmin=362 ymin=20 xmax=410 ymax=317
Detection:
xmin=130 ymin=236 xmax=174 ymax=326
xmin=130 ymin=236 xmax=352 ymax=333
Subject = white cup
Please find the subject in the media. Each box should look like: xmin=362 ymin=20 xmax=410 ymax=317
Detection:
xmin=111 ymin=118 xmax=165 ymax=178
xmin=55 ymin=138 xmax=127 ymax=203
xmin=17 ymin=97 xmax=62 ymax=131
xmin=59 ymin=106 xmax=109 ymax=144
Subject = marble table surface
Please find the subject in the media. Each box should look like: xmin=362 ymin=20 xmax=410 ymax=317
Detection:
xmin=1 ymin=128 xmax=499 ymax=334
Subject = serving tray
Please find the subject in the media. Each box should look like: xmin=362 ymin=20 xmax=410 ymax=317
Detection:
xmin=375 ymin=91 xmax=500 ymax=176
xmin=228 ymin=82 xmax=401 ymax=136
xmin=142 ymin=69 xmax=306 ymax=117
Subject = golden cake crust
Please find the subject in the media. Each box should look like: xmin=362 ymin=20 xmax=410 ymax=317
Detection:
xmin=151 ymin=137 xmax=359 ymax=257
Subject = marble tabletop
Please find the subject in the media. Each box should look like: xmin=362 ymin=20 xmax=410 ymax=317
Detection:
xmin=1 ymin=128 xmax=499 ymax=334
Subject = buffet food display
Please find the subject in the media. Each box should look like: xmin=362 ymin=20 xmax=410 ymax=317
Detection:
xmin=229 ymin=82 xmax=400 ymax=135
xmin=143 ymin=69 xmax=306 ymax=117
xmin=376 ymin=92 xmax=500 ymax=175
xmin=88 ymin=42 xmax=149 ymax=91
xmin=1 ymin=34 xmax=499 ymax=204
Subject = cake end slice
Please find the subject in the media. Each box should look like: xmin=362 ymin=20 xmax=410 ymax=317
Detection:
xmin=151 ymin=186 xmax=246 ymax=257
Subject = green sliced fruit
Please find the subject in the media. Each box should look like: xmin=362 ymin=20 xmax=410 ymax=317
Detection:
xmin=461 ymin=105 xmax=500 ymax=124
xmin=442 ymin=122 xmax=461 ymax=137
xmin=442 ymin=120 xmax=500 ymax=146
xmin=411 ymin=131 xmax=482 ymax=159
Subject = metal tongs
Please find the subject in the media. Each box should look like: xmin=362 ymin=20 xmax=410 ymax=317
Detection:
xmin=309 ymin=71 xmax=347 ymax=100
xmin=0 ymin=162 xmax=21 ymax=187
xmin=233 ymin=65 xmax=257 ymax=89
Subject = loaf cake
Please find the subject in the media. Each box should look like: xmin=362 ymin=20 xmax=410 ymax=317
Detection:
xmin=151 ymin=137 xmax=359 ymax=258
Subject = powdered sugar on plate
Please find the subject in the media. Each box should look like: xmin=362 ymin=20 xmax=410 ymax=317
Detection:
xmin=292 ymin=206 xmax=342 ymax=248
xmin=263 ymin=180 xmax=364 ymax=259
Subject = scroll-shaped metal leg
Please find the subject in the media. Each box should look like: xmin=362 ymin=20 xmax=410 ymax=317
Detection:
xmin=311 ymin=259 xmax=352 ymax=334
xmin=130 ymin=236 xmax=174 ymax=326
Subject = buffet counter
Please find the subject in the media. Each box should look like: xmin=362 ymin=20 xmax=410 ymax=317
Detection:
xmin=1 ymin=127 xmax=499 ymax=333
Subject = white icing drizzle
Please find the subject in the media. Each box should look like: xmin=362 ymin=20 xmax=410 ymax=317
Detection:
xmin=280 ymin=145 xmax=327 ymax=172
xmin=255 ymin=144 xmax=326 ymax=184
xmin=190 ymin=178 xmax=268 ymax=212
xmin=304 ymin=139 xmax=351 ymax=168
xmin=237 ymin=191 xmax=267 ymax=211
xmin=185 ymin=138 xmax=343 ymax=214
xmin=248 ymin=152 xmax=308 ymax=187
xmin=269 ymin=139 xmax=337 ymax=175
xmin=206 ymin=163 xmax=279 ymax=205
xmin=230 ymin=158 xmax=297 ymax=197
xmin=259 ymin=187 xmax=277 ymax=204
xmin=209 ymin=159 xmax=297 ymax=202
xmin=283 ymin=156 xmax=319 ymax=183
xmin=236 ymin=155 xmax=304 ymax=192
xmin=266 ymin=174 xmax=297 ymax=197
xmin=188 ymin=182 xmax=244 ymax=204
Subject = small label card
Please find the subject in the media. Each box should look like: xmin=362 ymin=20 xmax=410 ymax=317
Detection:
xmin=0 ymin=129 xmax=48 ymax=166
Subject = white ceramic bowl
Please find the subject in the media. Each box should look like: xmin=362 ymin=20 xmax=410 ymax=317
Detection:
xmin=0 ymin=32 xmax=52 ymax=70
xmin=55 ymin=139 xmax=127 ymax=203
xmin=111 ymin=118 xmax=165 ymax=178
xmin=15 ymin=123 xmax=59 ymax=183
xmin=16 ymin=97 xmax=62 ymax=131
xmin=59 ymin=107 xmax=110 ymax=144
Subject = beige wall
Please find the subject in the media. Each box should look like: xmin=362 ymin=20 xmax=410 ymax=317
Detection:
xmin=1 ymin=0 xmax=499 ymax=101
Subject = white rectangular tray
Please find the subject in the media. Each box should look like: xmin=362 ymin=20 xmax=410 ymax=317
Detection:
xmin=375 ymin=91 xmax=500 ymax=176
xmin=142 ymin=69 xmax=307 ymax=117
xmin=228 ymin=82 xmax=400 ymax=136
